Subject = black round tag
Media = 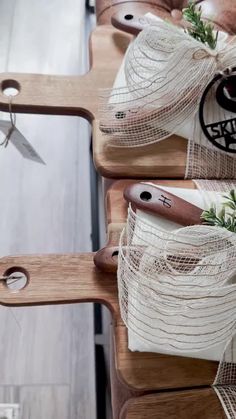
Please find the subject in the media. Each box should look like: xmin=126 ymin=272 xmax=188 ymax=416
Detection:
xmin=199 ymin=68 xmax=236 ymax=153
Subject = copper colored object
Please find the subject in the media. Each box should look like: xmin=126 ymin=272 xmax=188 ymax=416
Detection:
xmin=124 ymin=183 xmax=203 ymax=226
xmin=95 ymin=182 xmax=203 ymax=273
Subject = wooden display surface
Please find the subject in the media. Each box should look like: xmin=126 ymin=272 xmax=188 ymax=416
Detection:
xmin=105 ymin=179 xmax=220 ymax=392
xmin=0 ymin=25 xmax=187 ymax=179
xmin=0 ymin=179 xmax=225 ymax=419
xmin=122 ymin=388 xmax=225 ymax=419
xmin=0 ymin=179 xmax=219 ymax=395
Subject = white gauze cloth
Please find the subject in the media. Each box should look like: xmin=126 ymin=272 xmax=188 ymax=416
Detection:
xmin=117 ymin=184 xmax=236 ymax=361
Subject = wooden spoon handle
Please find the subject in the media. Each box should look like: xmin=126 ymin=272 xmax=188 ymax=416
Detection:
xmin=111 ymin=10 xmax=184 ymax=35
xmin=94 ymin=246 xmax=119 ymax=273
xmin=124 ymin=183 xmax=203 ymax=226
xmin=111 ymin=12 xmax=153 ymax=35
xmin=95 ymin=184 xmax=203 ymax=273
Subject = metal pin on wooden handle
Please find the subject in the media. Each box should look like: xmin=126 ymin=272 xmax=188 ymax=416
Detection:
xmin=124 ymin=183 xmax=203 ymax=226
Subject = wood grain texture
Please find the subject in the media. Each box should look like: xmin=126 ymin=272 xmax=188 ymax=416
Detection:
xmin=0 ymin=177 xmax=222 ymax=419
xmin=123 ymin=182 xmax=203 ymax=225
xmin=106 ymin=179 xmax=196 ymax=226
xmin=114 ymin=324 xmax=218 ymax=391
xmin=0 ymin=2 xmax=235 ymax=178
xmin=0 ymin=26 xmax=130 ymax=118
xmin=0 ymin=1 xmax=96 ymax=417
xmin=96 ymin=1 xmax=171 ymax=25
xmin=96 ymin=0 xmax=236 ymax=33
xmin=0 ymin=253 xmax=118 ymax=313
xmin=122 ymin=388 xmax=226 ymax=419
xmin=0 ymin=241 xmax=219 ymax=393
xmin=0 ymin=24 xmax=188 ymax=179
xmin=111 ymin=8 xmax=184 ymax=35
xmin=104 ymin=179 xmax=219 ymax=392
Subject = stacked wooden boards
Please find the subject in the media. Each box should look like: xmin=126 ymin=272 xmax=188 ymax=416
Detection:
xmin=0 ymin=180 xmax=226 ymax=418
xmin=103 ymin=179 xmax=227 ymax=418
xmin=0 ymin=1 xmax=234 ymax=416
xmin=0 ymin=24 xmax=188 ymax=179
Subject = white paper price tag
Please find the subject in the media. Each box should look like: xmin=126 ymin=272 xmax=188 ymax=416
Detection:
xmin=0 ymin=120 xmax=45 ymax=164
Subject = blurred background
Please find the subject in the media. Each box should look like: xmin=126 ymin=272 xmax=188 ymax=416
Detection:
xmin=0 ymin=1 xmax=108 ymax=418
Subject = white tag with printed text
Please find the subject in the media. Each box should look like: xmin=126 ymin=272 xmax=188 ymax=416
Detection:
xmin=0 ymin=120 xmax=45 ymax=164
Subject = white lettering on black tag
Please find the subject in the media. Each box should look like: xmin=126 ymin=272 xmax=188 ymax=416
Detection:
xmin=0 ymin=120 xmax=45 ymax=164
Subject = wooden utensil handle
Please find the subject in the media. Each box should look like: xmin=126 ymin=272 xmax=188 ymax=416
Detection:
xmin=111 ymin=10 xmax=184 ymax=35
xmin=124 ymin=183 xmax=203 ymax=226
xmin=111 ymin=12 xmax=151 ymax=35
xmin=0 ymin=253 xmax=118 ymax=313
xmin=94 ymin=246 xmax=119 ymax=273
xmin=0 ymin=73 xmax=96 ymax=120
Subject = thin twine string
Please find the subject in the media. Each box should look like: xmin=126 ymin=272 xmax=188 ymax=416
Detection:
xmin=0 ymin=95 xmax=22 ymax=331
xmin=0 ymin=95 xmax=16 ymax=147
xmin=0 ymin=273 xmax=23 ymax=332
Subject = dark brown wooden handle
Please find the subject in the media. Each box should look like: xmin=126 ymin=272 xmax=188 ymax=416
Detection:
xmin=124 ymin=183 xmax=203 ymax=226
xmin=111 ymin=10 xmax=184 ymax=35
xmin=111 ymin=12 xmax=151 ymax=35
xmin=94 ymin=246 xmax=119 ymax=273
xmin=95 ymin=184 xmax=203 ymax=273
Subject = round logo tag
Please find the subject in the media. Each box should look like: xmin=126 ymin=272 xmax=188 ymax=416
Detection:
xmin=199 ymin=69 xmax=236 ymax=153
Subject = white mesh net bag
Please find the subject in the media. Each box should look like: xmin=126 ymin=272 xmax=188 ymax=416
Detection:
xmin=118 ymin=182 xmax=236 ymax=358
xmin=99 ymin=14 xmax=236 ymax=179
xmin=117 ymin=182 xmax=236 ymax=417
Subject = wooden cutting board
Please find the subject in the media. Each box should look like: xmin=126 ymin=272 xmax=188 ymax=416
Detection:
xmin=0 ymin=179 xmax=220 ymax=393
xmin=122 ymin=389 xmax=225 ymax=419
xmin=0 ymin=25 xmax=187 ymax=179
xmin=102 ymin=179 xmax=221 ymax=392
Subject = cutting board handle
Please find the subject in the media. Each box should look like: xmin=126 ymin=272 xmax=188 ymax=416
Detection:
xmin=0 ymin=253 xmax=118 ymax=315
xmin=0 ymin=72 xmax=96 ymax=120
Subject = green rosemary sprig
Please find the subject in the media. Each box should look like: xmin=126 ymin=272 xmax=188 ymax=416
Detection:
xmin=201 ymin=190 xmax=236 ymax=233
xmin=182 ymin=1 xmax=218 ymax=49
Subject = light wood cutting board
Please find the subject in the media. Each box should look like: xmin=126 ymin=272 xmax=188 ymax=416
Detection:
xmin=0 ymin=25 xmax=187 ymax=179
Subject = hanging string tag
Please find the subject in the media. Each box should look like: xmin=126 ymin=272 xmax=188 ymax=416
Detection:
xmin=0 ymin=96 xmax=45 ymax=164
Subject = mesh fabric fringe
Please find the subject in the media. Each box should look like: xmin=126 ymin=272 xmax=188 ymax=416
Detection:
xmin=117 ymin=181 xmax=236 ymax=417
xmin=99 ymin=20 xmax=236 ymax=178
xmin=118 ymin=205 xmax=236 ymax=351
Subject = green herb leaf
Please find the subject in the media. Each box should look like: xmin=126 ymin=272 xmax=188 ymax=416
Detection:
xmin=182 ymin=1 xmax=218 ymax=49
xmin=201 ymin=190 xmax=236 ymax=233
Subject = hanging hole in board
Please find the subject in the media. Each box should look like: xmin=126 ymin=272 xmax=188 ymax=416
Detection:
xmin=115 ymin=111 xmax=126 ymax=119
xmin=140 ymin=191 xmax=152 ymax=201
xmin=1 ymin=79 xmax=21 ymax=97
xmin=3 ymin=266 xmax=29 ymax=291
xmin=112 ymin=250 xmax=119 ymax=259
xmin=124 ymin=14 xmax=133 ymax=20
